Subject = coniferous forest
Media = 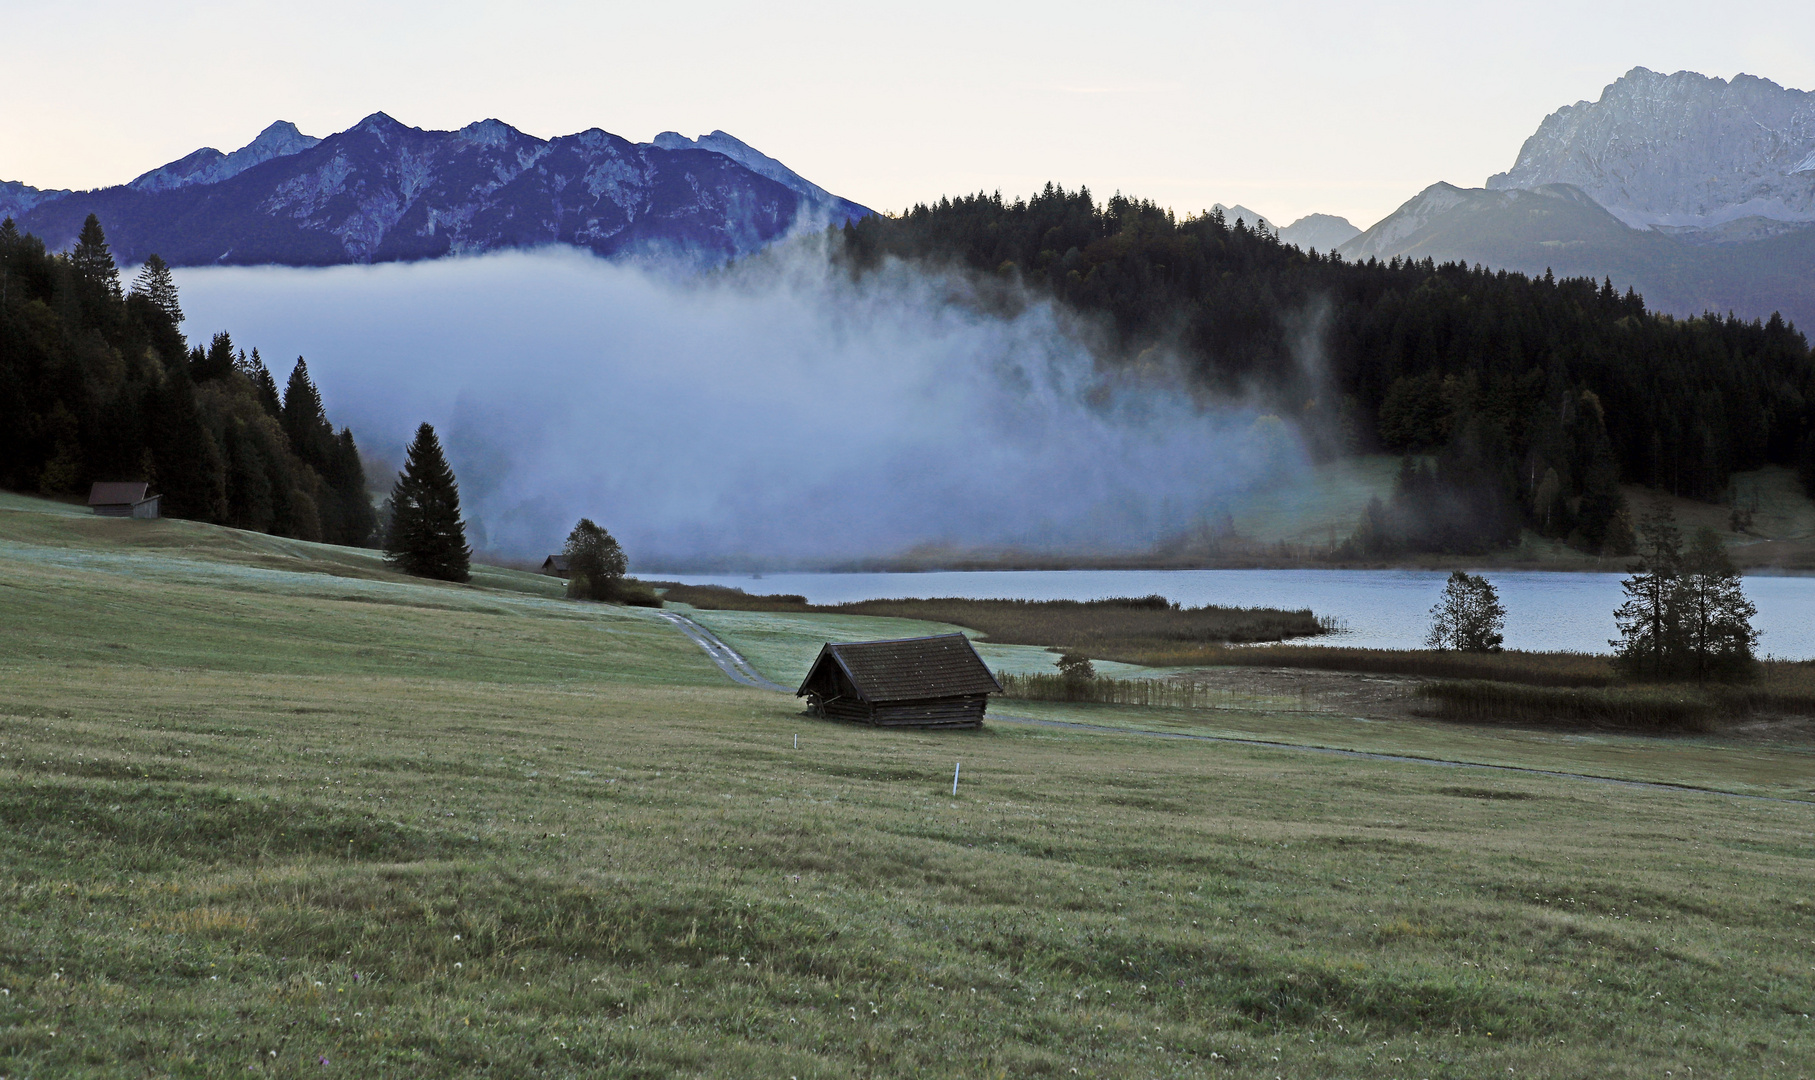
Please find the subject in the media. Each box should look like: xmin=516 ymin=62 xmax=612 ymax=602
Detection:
xmin=840 ymin=186 xmax=1815 ymax=555
xmin=0 ymin=215 xmax=376 ymax=546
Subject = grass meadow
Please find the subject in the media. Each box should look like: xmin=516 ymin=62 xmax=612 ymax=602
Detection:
xmin=2 ymin=494 xmax=1814 ymax=1077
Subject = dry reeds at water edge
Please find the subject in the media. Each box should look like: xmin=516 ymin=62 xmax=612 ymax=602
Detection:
xmin=1413 ymin=681 xmax=1722 ymax=732
xmin=996 ymin=663 xmax=1815 ymax=733
xmin=1148 ymin=645 xmax=1621 ymax=685
xmin=651 ymin=585 xmax=1335 ymax=651
xmin=995 ymin=671 xmax=1326 ymax=713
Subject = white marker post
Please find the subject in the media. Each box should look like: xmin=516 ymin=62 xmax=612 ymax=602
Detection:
xmin=952 ymin=761 xmax=961 ymax=796
xmin=793 ymin=734 xmax=798 ymax=750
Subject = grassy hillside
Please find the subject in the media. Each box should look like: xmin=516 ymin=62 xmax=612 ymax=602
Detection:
xmin=2 ymin=493 xmax=1813 ymax=1077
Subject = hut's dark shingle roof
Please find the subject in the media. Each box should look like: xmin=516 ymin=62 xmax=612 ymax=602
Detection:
xmin=88 ymin=482 xmax=150 ymax=506
xmin=798 ymin=634 xmax=1002 ymax=703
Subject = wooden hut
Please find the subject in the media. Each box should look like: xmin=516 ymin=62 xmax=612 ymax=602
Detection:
xmin=541 ymin=555 xmax=571 ymax=577
xmin=796 ymin=633 xmax=1002 ymax=729
xmin=86 ymin=482 xmax=160 ymax=519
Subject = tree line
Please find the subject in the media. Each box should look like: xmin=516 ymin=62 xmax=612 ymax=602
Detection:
xmin=839 ymin=186 xmax=1815 ymax=555
xmin=0 ymin=215 xmax=375 ymax=545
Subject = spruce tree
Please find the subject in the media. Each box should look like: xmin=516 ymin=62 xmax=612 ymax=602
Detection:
xmin=145 ymin=362 xmax=228 ymax=522
xmin=562 ymin=518 xmax=627 ymax=600
xmin=329 ymin=428 xmax=378 ymax=547
xmin=239 ymin=348 xmax=283 ymax=417
xmin=71 ymin=213 xmax=120 ymax=301
xmin=385 ymin=423 xmax=469 ymax=582
xmin=281 ymin=357 xmax=331 ymax=466
xmin=129 ymin=253 xmax=182 ymax=325
xmin=192 ymin=331 xmax=237 ymax=383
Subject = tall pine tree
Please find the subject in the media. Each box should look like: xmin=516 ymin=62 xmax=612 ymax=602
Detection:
xmin=384 ymin=423 xmax=469 ymax=582
xmin=129 ymin=253 xmax=182 ymax=325
xmin=281 ymin=357 xmax=331 ymax=465
xmin=71 ymin=213 xmax=121 ymax=302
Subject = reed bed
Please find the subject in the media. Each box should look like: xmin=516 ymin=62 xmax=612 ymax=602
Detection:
xmin=1414 ymin=680 xmax=1722 ymax=732
xmin=996 ymin=671 xmax=1328 ymax=713
xmin=1169 ymin=645 xmax=1619 ymax=686
xmin=654 ymin=584 xmax=1333 ymax=648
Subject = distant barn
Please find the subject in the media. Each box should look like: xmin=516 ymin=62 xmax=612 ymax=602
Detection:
xmin=796 ymin=633 xmax=1002 ymax=729
xmin=541 ymin=555 xmax=571 ymax=577
xmin=87 ymin=482 xmax=160 ymax=519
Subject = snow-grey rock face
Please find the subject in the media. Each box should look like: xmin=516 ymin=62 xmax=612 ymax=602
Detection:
xmin=1278 ymin=213 xmax=1359 ymax=252
xmin=1487 ymin=67 xmax=1815 ymax=229
xmin=128 ymin=121 xmax=323 ymax=193
xmin=0 ymin=179 xmax=69 ymax=222
xmin=646 ymin=130 xmax=867 ymax=225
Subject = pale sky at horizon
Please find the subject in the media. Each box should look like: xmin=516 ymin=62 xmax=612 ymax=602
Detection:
xmin=3 ymin=0 xmax=1811 ymax=230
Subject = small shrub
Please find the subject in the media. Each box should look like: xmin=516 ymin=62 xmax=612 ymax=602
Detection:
xmin=615 ymin=578 xmax=663 ymax=608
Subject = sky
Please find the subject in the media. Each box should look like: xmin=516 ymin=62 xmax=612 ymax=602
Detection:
xmin=4 ymin=0 xmax=1812 ymax=233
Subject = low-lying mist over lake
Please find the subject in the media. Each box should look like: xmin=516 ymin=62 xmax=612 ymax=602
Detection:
xmin=175 ymin=247 xmax=1306 ymax=565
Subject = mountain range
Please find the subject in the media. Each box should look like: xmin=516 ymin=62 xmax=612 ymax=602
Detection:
xmin=1334 ymin=67 xmax=1815 ymax=329
xmin=0 ymin=115 xmax=871 ymax=267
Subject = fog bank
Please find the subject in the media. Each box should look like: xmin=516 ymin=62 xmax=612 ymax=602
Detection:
xmin=175 ymin=247 xmax=1304 ymax=567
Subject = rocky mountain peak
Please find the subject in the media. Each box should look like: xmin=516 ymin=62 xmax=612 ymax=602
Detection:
xmin=1487 ymin=66 xmax=1815 ymax=229
xmin=128 ymin=120 xmax=321 ymax=193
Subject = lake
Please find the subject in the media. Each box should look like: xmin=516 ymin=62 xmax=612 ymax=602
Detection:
xmin=654 ymin=568 xmax=1815 ymax=659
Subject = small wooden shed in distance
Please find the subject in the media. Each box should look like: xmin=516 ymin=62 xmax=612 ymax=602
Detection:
xmin=541 ymin=554 xmax=571 ymax=577
xmin=796 ymin=633 xmax=1003 ymax=729
xmin=87 ymin=482 xmax=160 ymax=519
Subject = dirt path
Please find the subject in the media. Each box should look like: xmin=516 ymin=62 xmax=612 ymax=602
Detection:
xmin=653 ymin=611 xmax=790 ymax=692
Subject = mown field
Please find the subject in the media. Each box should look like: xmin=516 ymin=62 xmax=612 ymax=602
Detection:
xmin=3 ymin=493 xmax=1814 ymax=1077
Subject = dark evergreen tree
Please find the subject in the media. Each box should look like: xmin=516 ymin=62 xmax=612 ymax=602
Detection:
xmin=70 ymin=213 xmax=121 ymax=303
xmin=562 ymin=518 xmax=627 ymax=600
xmin=281 ymin=357 xmax=331 ymax=466
xmin=191 ymin=331 xmax=238 ymax=383
xmin=146 ymin=363 xmax=228 ymax=522
xmin=129 ymin=254 xmax=182 ymax=325
xmin=238 ymin=348 xmax=282 ymax=417
xmin=385 ymin=423 xmax=470 ymax=581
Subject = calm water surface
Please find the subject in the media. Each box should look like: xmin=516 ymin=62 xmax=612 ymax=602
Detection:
xmin=658 ymin=568 xmax=1815 ymax=659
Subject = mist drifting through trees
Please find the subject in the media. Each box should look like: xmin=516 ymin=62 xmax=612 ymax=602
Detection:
xmin=174 ymin=246 xmax=1309 ymax=566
